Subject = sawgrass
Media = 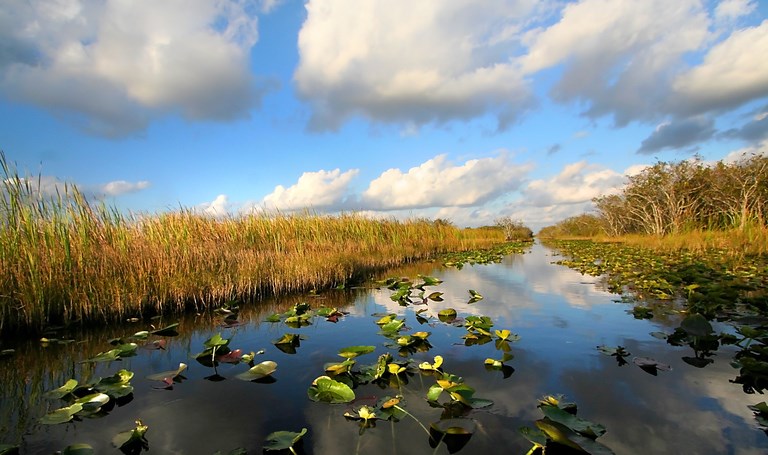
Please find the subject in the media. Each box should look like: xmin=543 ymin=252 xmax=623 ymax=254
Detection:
xmin=0 ymin=158 xmax=505 ymax=333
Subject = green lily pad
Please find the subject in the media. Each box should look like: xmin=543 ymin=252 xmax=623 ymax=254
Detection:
xmin=468 ymin=289 xmax=484 ymax=303
xmin=540 ymin=404 xmax=606 ymax=439
xmin=203 ymin=333 xmax=230 ymax=349
xmin=338 ymin=345 xmax=376 ymax=359
xmin=235 ymin=361 xmax=278 ymax=381
xmin=75 ymin=393 xmax=110 ymax=412
xmin=427 ymin=291 xmax=444 ymax=301
xmin=95 ymin=369 xmax=134 ymax=398
xmin=380 ymin=319 xmax=405 ymax=333
xmin=263 ymin=427 xmax=307 ymax=452
xmin=39 ymin=403 xmax=83 ymax=425
xmin=45 ymin=379 xmax=78 ymax=399
xmin=438 ymin=308 xmax=457 ymax=322
xmin=307 ymin=376 xmax=355 ymax=403
xmin=418 ymin=275 xmax=443 ymax=286
xmin=112 ymin=420 xmax=148 ymax=449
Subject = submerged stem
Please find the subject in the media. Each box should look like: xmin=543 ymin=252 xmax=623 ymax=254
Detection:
xmin=393 ymin=404 xmax=431 ymax=437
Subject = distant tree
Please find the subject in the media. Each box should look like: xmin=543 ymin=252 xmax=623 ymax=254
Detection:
xmin=494 ymin=217 xmax=533 ymax=241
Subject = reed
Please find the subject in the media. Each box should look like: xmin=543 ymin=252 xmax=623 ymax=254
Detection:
xmin=590 ymin=227 xmax=768 ymax=258
xmin=0 ymin=156 xmax=506 ymax=333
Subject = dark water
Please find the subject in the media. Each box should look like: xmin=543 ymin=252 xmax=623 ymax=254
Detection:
xmin=1 ymin=242 xmax=766 ymax=454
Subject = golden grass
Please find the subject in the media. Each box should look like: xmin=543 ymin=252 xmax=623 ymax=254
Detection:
xmin=0 ymin=161 xmax=505 ymax=333
xmin=587 ymin=227 xmax=768 ymax=257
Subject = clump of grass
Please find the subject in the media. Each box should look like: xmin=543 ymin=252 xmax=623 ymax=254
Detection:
xmin=0 ymin=155 xmax=506 ymax=333
xmin=598 ymin=227 xmax=768 ymax=258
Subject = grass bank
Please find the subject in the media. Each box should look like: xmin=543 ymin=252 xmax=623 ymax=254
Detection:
xmin=0 ymin=160 xmax=506 ymax=334
xmin=540 ymin=227 xmax=768 ymax=258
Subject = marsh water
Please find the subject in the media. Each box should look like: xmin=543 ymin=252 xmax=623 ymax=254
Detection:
xmin=1 ymin=241 xmax=766 ymax=454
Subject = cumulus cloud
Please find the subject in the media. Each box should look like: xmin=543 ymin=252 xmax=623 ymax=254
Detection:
xmin=98 ymin=180 xmax=151 ymax=197
xmin=637 ymin=117 xmax=716 ymax=154
xmin=294 ymin=0 xmax=544 ymax=132
xmin=714 ymin=0 xmax=758 ymax=23
xmin=362 ymin=153 xmax=531 ymax=210
xmin=0 ymin=0 xmax=266 ymax=137
xmin=198 ymin=194 xmax=231 ymax=217
xmin=672 ymin=20 xmax=768 ymax=115
xmin=522 ymin=0 xmax=709 ymax=126
xmin=523 ymin=161 xmax=627 ymax=206
xmin=723 ymin=139 xmax=768 ymax=163
xmin=256 ymin=168 xmax=359 ymax=212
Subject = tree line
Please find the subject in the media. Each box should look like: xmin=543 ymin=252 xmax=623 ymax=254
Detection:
xmin=540 ymin=154 xmax=768 ymax=238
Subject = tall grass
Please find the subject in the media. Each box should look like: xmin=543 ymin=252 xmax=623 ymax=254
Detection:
xmin=606 ymin=227 xmax=768 ymax=258
xmin=0 ymin=156 xmax=506 ymax=333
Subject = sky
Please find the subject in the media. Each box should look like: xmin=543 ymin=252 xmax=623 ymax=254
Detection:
xmin=1 ymin=0 xmax=767 ymax=230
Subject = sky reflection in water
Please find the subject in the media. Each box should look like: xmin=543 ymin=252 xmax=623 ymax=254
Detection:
xmin=1 ymin=242 xmax=766 ymax=454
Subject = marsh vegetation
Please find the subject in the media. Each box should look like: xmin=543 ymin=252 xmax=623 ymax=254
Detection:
xmin=539 ymin=154 xmax=768 ymax=256
xmin=0 ymin=154 xmax=511 ymax=334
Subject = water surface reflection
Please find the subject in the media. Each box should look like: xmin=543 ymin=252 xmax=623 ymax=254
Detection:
xmin=0 ymin=242 xmax=765 ymax=454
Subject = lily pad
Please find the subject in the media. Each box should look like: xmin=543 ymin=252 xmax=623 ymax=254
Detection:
xmin=235 ymin=361 xmax=278 ymax=381
xmin=307 ymin=376 xmax=355 ymax=403
xmin=468 ymin=289 xmax=484 ymax=303
xmin=263 ymin=428 xmax=307 ymax=452
xmin=146 ymin=363 xmax=187 ymax=381
xmin=438 ymin=309 xmax=458 ymax=322
xmin=338 ymin=345 xmax=376 ymax=359
xmin=112 ymin=420 xmax=148 ymax=450
xmin=45 ymin=379 xmax=78 ymax=399
xmin=75 ymin=393 xmax=110 ymax=412
xmin=39 ymin=403 xmax=83 ymax=425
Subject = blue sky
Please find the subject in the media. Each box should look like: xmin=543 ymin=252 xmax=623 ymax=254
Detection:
xmin=1 ymin=0 xmax=767 ymax=230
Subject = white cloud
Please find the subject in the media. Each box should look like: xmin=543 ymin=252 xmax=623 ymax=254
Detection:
xmin=198 ymin=194 xmax=231 ymax=217
xmin=521 ymin=0 xmax=709 ymax=125
xmin=523 ymin=161 xmax=627 ymax=207
xmin=258 ymin=168 xmax=359 ymax=212
xmin=672 ymin=20 xmax=768 ymax=115
xmin=0 ymin=0 xmax=264 ymax=137
xmin=294 ymin=0 xmax=543 ymax=131
xmin=714 ymin=0 xmax=757 ymax=22
xmin=362 ymin=153 xmax=531 ymax=210
xmin=99 ymin=180 xmax=151 ymax=197
xmin=722 ymin=139 xmax=768 ymax=163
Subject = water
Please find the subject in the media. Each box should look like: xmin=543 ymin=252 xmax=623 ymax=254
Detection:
xmin=1 ymin=242 xmax=765 ymax=454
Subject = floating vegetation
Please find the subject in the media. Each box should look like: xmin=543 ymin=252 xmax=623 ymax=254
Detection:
xmin=520 ymin=395 xmax=614 ymax=454
xmin=546 ymin=239 xmax=768 ymax=319
xmin=235 ymin=361 xmax=278 ymax=382
xmin=263 ymin=428 xmax=307 ymax=454
xmin=112 ymin=420 xmax=148 ymax=452
xmin=441 ymin=241 xmax=532 ymax=269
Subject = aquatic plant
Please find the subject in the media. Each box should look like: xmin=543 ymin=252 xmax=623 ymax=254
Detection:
xmin=519 ymin=395 xmax=614 ymax=454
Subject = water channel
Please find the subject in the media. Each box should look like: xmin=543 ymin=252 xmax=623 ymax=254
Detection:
xmin=1 ymin=241 xmax=765 ymax=454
